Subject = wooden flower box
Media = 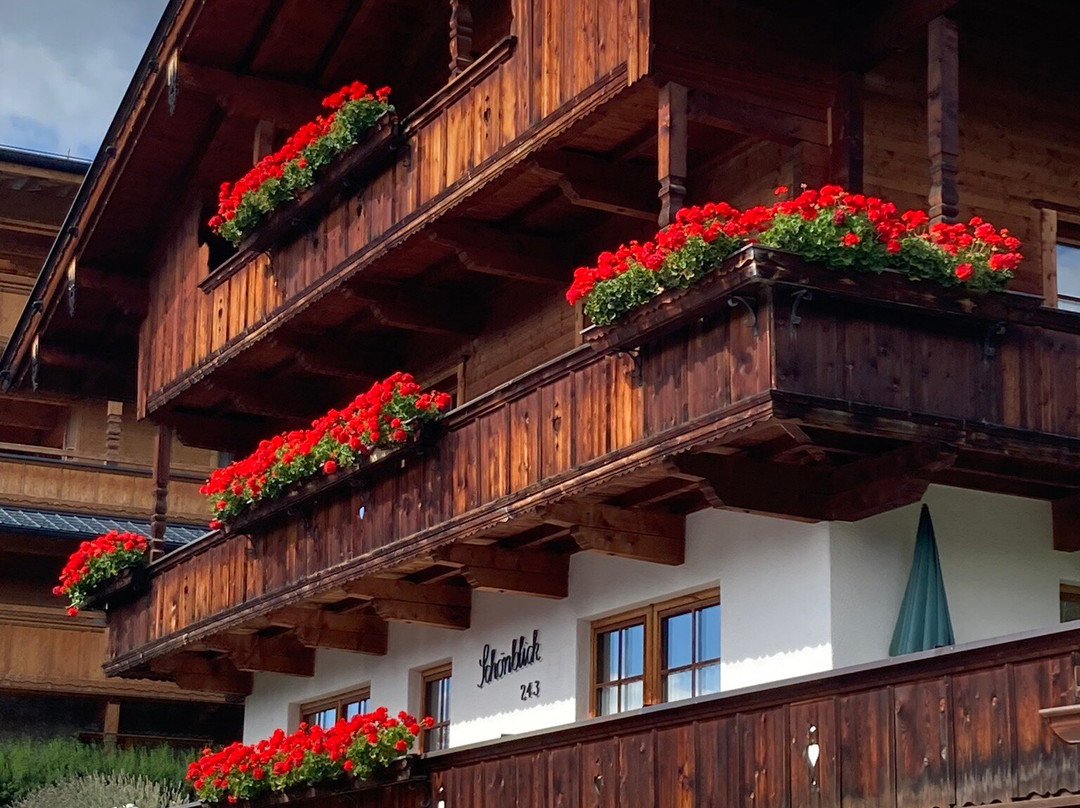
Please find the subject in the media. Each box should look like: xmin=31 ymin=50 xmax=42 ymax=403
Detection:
xmin=581 ymin=244 xmax=1048 ymax=354
xmin=81 ymin=563 xmax=150 ymax=612
xmin=226 ymin=756 xmax=423 ymax=808
xmin=221 ymin=422 xmax=441 ymax=536
xmin=201 ymin=110 xmax=402 ymax=293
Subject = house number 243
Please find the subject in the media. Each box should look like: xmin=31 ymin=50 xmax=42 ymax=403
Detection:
xmin=520 ymin=680 xmax=541 ymax=701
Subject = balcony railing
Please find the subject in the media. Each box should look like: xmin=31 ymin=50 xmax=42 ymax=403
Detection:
xmin=180 ymin=624 xmax=1080 ymax=808
xmin=105 ymin=248 xmax=1080 ymax=684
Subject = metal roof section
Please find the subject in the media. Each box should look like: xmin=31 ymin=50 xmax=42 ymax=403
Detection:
xmin=0 ymin=505 xmax=205 ymax=546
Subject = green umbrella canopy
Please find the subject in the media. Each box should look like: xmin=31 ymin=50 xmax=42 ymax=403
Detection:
xmin=889 ymin=504 xmax=955 ymax=656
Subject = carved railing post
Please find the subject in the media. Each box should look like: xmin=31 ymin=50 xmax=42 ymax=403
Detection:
xmin=105 ymin=401 xmax=123 ymax=463
xmin=449 ymin=0 xmax=474 ymax=76
xmin=928 ymin=15 xmax=959 ymax=223
xmin=658 ymin=82 xmax=688 ymax=226
xmin=150 ymin=425 xmax=173 ymax=560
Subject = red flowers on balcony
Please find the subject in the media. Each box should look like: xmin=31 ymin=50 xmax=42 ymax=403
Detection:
xmin=210 ymin=81 xmax=392 ymax=245
xmin=201 ymin=373 xmax=452 ymax=526
xmin=566 ymin=186 xmax=1023 ymax=325
xmin=187 ymin=707 xmax=433 ymax=804
xmin=52 ymin=530 xmax=148 ymax=615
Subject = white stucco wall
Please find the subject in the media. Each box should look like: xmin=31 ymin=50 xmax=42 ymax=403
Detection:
xmin=242 ymin=485 xmax=1080 ymax=747
xmin=829 ymin=484 xmax=1080 ymax=668
xmin=243 ymin=508 xmax=834 ymax=745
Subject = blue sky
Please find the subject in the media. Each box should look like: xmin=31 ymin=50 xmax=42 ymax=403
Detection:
xmin=0 ymin=0 xmax=168 ymax=159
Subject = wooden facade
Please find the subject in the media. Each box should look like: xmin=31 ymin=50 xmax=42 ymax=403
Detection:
xmin=105 ymin=249 xmax=1080 ymax=684
xmin=4 ymin=0 xmax=1080 ymax=797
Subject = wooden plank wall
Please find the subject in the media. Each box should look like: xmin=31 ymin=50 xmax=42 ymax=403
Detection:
xmin=136 ymin=0 xmax=651 ymax=417
xmin=863 ymin=48 xmax=1080 ymax=297
xmin=773 ymin=294 xmax=1080 ymax=440
xmin=109 ymin=306 xmax=769 ymax=657
xmin=426 ymin=648 xmax=1080 ymax=808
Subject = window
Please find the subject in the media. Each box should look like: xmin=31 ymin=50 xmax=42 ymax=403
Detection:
xmin=1061 ymin=583 xmax=1080 ymax=623
xmin=300 ymin=686 xmax=370 ymax=730
xmin=420 ymin=663 xmax=452 ymax=752
xmin=1056 ymin=220 xmax=1080 ymax=312
xmin=591 ymin=589 xmax=720 ymax=717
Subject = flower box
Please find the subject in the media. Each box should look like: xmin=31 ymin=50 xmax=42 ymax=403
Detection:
xmin=220 ymin=421 xmax=441 ymax=536
xmin=77 ymin=563 xmax=150 ymax=613
xmin=227 ymin=757 xmax=423 ymax=808
xmin=582 ymin=244 xmax=1044 ymax=355
xmin=202 ymin=109 xmax=400 ymax=292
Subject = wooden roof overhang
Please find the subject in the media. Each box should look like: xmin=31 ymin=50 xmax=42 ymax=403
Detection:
xmin=101 ymin=248 xmax=1080 ymax=694
xmin=0 ymin=0 xmax=472 ymax=403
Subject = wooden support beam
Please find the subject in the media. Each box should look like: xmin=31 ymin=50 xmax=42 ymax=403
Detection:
xmin=1054 ymin=493 xmax=1080 ymax=552
xmin=343 ymin=287 xmax=482 ymax=339
xmin=428 ymin=222 xmax=571 ymax=286
xmin=152 ymin=654 xmax=253 ymax=695
xmin=449 ymin=0 xmax=474 ymax=76
xmin=658 ymin=82 xmax=688 ymax=226
xmin=343 ymin=579 xmax=471 ymax=629
xmin=103 ymin=700 xmax=120 ymax=752
xmin=205 ymin=378 xmax=316 ymax=423
xmin=261 ymin=607 xmax=389 ymax=655
xmin=149 ymin=424 xmax=172 ymax=560
xmin=688 ymin=89 xmax=828 ymax=147
xmin=830 ymin=72 xmax=864 ymax=191
xmin=177 ymin=61 xmax=323 ymax=130
xmin=433 ymin=544 xmax=570 ymax=599
xmin=203 ymin=633 xmax=316 ymax=676
xmin=532 ymin=151 xmax=657 ymax=221
xmin=842 ymin=0 xmax=961 ymax=72
xmin=267 ymin=336 xmax=375 ymax=383
xmin=541 ymin=502 xmax=686 ymax=566
xmin=675 ymin=443 xmax=956 ymax=522
xmin=927 ymin=15 xmax=959 ymax=224
xmin=74 ymin=266 xmax=147 ymax=318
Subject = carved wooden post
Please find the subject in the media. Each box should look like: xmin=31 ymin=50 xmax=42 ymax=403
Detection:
xmin=103 ymin=700 xmax=120 ymax=751
xmin=253 ymin=119 xmax=276 ymax=164
xmin=831 ymin=71 xmax=864 ymax=192
xmin=928 ymin=15 xmax=959 ymax=223
xmin=105 ymin=401 xmax=123 ymax=463
xmin=150 ymin=425 xmax=172 ymax=560
xmin=449 ymin=0 xmax=474 ymax=76
xmin=658 ymin=82 xmax=688 ymax=226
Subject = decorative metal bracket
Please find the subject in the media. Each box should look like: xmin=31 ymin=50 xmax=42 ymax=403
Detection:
xmin=727 ymin=294 xmax=759 ymax=338
xmin=983 ymin=321 xmax=1007 ymax=360
xmin=790 ymin=289 xmax=813 ymax=336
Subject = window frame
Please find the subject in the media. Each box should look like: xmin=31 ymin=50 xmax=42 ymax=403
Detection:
xmin=419 ymin=662 xmax=453 ymax=753
xmin=589 ymin=588 xmax=720 ymax=717
xmin=1061 ymin=583 xmax=1080 ymax=623
xmin=299 ymin=684 xmax=371 ymax=730
xmin=1039 ymin=204 xmax=1080 ymax=311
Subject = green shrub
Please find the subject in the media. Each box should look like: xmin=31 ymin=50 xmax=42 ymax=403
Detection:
xmin=11 ymin=772 xmax=189 ymax=808
xmin=0 ymin=739 xmax=192 ymax=807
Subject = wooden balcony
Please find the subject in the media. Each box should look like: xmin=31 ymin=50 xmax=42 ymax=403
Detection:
xmin=0 ymin=446 xmax=210 ymax=524
xmin=162 ymin=624 xmax=1080 ymax=808
xmin=104 ymin=248 xmax=1080 ymax=690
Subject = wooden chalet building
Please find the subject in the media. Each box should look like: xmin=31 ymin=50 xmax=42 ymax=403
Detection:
xmin=6 ymin=0 xmax=1080 ymax=804
xmin=0 ymin=146 xmax=242 ymax=747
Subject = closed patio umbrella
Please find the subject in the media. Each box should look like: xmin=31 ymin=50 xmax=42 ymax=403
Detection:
xmin=889 ymin=504 xmax=955 ymax=656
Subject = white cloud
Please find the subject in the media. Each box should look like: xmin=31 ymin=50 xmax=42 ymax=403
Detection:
xmin=0 ymin=0 xmax=167 ymax=158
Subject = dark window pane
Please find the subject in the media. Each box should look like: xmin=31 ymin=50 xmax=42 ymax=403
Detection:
xmin=663 ymin=611 xmax=693 ymax=670
xmin=597 ymin=630 xmax=620 ymax=683
xmin=344 ymin=699 xmax=369 ymax=720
